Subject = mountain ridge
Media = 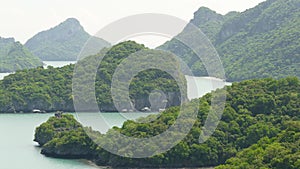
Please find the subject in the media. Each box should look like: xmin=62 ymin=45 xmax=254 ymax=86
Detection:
xmin=0 ymin=36 xmax=43 ymax=73
xmin=159 ymin=0 xmax=300 ymax=81
xmin=25 ymin=18 xmax=110 ymax=61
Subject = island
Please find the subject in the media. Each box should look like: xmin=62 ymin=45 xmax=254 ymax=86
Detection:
xmin=0 ymin=41 xmax=185 ymax=113
xmin=34 ymin=77 xmax=300 ymax=168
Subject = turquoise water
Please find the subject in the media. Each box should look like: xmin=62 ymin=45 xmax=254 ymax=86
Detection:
xmin=0 ymin=113 xmax=151 ymax=169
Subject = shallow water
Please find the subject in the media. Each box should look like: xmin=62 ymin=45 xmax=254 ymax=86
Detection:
xmin=0 ymin=113 xmax=150 ymax=169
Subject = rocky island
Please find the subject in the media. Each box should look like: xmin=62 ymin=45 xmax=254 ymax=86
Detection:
xmin=34 ymin=114 xmax=98 ymax=159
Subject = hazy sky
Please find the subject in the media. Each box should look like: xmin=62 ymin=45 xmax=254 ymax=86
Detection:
xmin=0 ymin=0 xmax=266 ymax=44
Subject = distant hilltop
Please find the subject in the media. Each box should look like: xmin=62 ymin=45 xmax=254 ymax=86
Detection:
xmin=25 ymin=18 xmax=110 ymax=61
xmin=159 ymin=0 xmax=300 ymax=81
xmin=0 ymin=37 xmax=43 ymax=73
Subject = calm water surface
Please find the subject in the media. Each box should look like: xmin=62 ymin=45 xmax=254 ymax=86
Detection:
xmin=0 ymin=113 xmax=152 ymax=169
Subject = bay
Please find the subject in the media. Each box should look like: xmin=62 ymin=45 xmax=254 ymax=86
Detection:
xmin=0 ymin=113 xmax=152 ymax=169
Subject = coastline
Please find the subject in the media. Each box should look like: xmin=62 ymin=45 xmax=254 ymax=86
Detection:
xmin=81 ymin=159 xmax=215 ymax=169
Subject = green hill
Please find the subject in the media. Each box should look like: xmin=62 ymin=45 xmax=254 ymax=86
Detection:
xmin=34 ymin=77 xmax=300 ymax=168
xmin=0 ymin=37 xmax=43 ymax=73
xmin=0 ymin=41 xmax=185 ymax=113
xmin=25 ymin=18 xmax=110 ymax=61
xmin=159 ymin=0 xmax=300 ymax=81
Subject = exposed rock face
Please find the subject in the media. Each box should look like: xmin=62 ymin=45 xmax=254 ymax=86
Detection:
xmin=190 ymin=7 xmax=225 ymax=41
xmin=0 ymin=92 xmax=181 ymax=113
xmin=25 ymin=18 xmax=110 ymax=61
xmin=41 ymin=143 xmax=94 ymax=159
xmin=5 ymin=97 xmax=74 ymax=113
xmin=132 ymin=92 xmax=181 ymax=112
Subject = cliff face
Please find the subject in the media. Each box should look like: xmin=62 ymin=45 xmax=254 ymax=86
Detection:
xmin=0 ymin=91 xmax=181 ymax=113
xmin=190 ymin=7 xmax=225 ymax=41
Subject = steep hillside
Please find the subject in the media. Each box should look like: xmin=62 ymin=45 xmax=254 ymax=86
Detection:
xmin=0 ymin=37 xmax=43 ymax=72
xmin=25 ymin=18 xmax=110 ymax=61
xmin=159 ymin=0 xmax=300 ymax=81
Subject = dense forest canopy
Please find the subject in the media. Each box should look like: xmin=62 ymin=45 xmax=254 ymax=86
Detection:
xmin=0 ymin=41 xmax=185 ymax=113
xmin=0 ymin=0 xmax=299 ymax=168
xmin=35 ymin=77 xmax=300 ymax=168
xmin=159 ymin=0 xmax=300 ymax=81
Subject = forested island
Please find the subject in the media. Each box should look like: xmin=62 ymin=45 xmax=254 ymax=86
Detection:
xmin=0 ymin=41 xmax=185 ymax=113
xmin=34 ymin=77 xmax=300 ymax=168
xmin=1 ymin=0 xmax=299 ymax=113
xmin=0 ymin=0 xmax=298 ymax=168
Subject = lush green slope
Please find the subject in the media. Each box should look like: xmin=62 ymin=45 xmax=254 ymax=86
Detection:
xmin=159 ymin=0 xmax=300 ymax=81
xmin=25 ymin=18 xmax=110 ymax=61
xmin=0 ymin=41 xmax=185 ymax=113
xmin=216 ymin=124 xmax=300 ymax=169
xmin=34 ymin=77 xmax=300 ymax=168
xmin=0 ymin=37 xmax=43 ymax=72
xmin=34 ymin=114 xmax=98 ymax=158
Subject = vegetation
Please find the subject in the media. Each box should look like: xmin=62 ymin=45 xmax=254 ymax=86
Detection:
xmin=34 ymin=114 xmax=98 ymax=158
xmin=159 ymin=0 xmax=300 ymax=81
xmin=0 ymin=37 xmax=43 ymax=72
xmin=216 ymin=125 xmax=300 ymax=169
xmin=35 ymin=77 xmax=300 ymax=168
xmin=25 ymin=18 xmax=110 ymax=61
xmin=0 ymin=41 xmax=185 ymax=112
